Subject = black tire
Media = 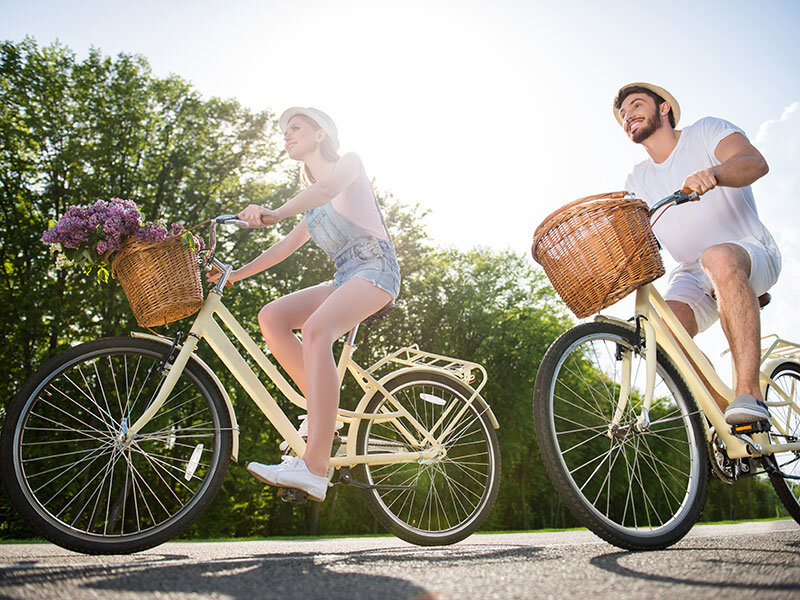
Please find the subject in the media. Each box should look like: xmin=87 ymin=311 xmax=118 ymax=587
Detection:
xmin=533 ymin=321 xmax=709 ymax=550
xmin=0 ymin=337 xmax=232 ymax=554
xmin=354 ymin=370 xmax=501 ymax=545
xmin=763 ymin=361 xmax=800 ymax=523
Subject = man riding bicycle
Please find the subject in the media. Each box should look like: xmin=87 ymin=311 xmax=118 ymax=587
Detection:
xmin=614 ymin=82 xmax=781 ymax=425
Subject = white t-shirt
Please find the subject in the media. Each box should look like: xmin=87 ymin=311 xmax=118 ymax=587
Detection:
xmin=624 ymin=116 xmax=777 ymax=264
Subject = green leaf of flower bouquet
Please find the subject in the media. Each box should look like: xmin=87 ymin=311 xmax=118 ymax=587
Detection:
xmin=181 ymin=230 xmax=196 ymax=250
xmin=96 ymin=264 xmax=110 ymax=284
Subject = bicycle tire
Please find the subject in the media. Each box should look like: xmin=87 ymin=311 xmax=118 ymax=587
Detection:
xmin=0 ymin=337 xmax=232 ymax=554
xmin=763 ymin=361 xmax=800 ymax=523
xmin=533 ymin=321 xmax=709 ymax=550
xmin=354 ymin=370 xmax=501 ymax=546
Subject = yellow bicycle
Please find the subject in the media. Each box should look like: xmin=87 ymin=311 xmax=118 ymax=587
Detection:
xmin=532 ymin=191 xmax=800 ymax=550
xmin=1 ymin=215 xmax=501 ymax=554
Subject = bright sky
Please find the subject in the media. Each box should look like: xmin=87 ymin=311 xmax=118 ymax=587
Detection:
xmin=3 ymin=0 xmax=799 ymax=379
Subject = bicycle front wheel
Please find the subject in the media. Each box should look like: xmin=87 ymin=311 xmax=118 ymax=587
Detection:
xmin=355 ymin=370 xmax=501 ymax=546
xmin=764 ymin=361 xmax=800 ymax=523
xmin=533 ymin=321 xmax=709 ymax=550
xmin=0 ymin=337 xmax=232 ymax=554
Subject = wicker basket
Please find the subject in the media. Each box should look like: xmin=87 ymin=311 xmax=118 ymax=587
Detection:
xmin=531 ymin=191 xmax=664 ymax=318
xmin=111 ymin=235 xmax=203 ymax=327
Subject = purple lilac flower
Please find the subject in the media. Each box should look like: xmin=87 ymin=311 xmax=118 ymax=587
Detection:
xmin=137 ymin=220 xmax=168 ymax=243
xmin=42 ymin=199 xmax=191 ymax=275
xmin=42 ymin=198 xmax=143 ymax=254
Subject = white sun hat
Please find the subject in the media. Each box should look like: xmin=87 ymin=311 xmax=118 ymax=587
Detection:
xmin=613 ymin=82 xmax=681 ymax=127
xmin=279 ymin=107 xmax=340 ymax=151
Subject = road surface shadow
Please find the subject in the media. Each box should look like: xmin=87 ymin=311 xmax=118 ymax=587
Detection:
xmin=590 ymin=544 xmax=800 ymax=591
xmin=0 ymin=543 xmax=548 ymax=600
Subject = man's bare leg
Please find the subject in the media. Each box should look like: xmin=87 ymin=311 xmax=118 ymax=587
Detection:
xmin=666 ymin=300 xmax=729 ymax=411
xmin=700 ymin=244 xmax=761 ymax=401
xmin=701 ymin=243 xmax=770 ymax=424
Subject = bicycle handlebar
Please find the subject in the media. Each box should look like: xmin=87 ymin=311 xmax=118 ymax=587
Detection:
xmin=648 ymin=190 xmax=699 ymax=215
xmin=202 ymin=212 xmax=274 ymax=291
xmin=204 ymin=213 xmax=269 ymax=265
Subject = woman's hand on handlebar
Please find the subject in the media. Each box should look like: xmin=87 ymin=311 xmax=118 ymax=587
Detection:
xmin=237 ymin=204 xmax=279 ymax=228
xmin=206 ymin=266 xmax=239 ymax=287
xmin=681 ymin=167 xmax=717 ymax=196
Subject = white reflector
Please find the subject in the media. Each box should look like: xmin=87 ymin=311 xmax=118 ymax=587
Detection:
xmin=185 ymin=444 xmax=204 ymax=480
xmin=421 ymin=393 xmax=445 ymax=406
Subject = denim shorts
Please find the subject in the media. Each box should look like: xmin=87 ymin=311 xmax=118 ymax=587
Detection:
xmin=328 ymin=238 xmax=401 ymax=300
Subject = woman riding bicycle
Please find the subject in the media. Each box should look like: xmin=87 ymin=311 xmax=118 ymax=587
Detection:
xmin=208 ymin=107 xmax=400 ymax=501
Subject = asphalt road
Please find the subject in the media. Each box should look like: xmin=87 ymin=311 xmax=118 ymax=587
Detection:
xmin=1 ymin=520 xmax=798 ymax=600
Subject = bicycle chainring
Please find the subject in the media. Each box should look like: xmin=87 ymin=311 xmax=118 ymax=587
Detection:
xmin=709 ymin=431 xmax=738 ymax=484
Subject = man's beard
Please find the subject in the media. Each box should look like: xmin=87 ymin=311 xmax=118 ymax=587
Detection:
xmin=630 ymin=110 xmax=662 ymax=143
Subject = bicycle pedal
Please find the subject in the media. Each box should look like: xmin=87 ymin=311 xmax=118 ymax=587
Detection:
xmin=277 ymin=487 xmax=308 ymax=504
xmin=730 ymin=420 xmax=771 ymax=435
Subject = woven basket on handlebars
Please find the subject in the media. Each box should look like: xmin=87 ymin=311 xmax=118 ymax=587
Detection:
xmin=111 ymin=235 xmax=203 ymax=327
xmin=531 ymin=191 xmax=665 ymax=318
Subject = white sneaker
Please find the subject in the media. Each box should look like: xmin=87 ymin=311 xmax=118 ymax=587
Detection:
xmin=247 ymin=457 xmax=328 ymax=502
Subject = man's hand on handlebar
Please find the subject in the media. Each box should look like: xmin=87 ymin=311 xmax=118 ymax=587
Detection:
xmin=681 ymin=167 xmax=717 ymax=196
xmin=238 ymin=204 xmax=279 ymax=228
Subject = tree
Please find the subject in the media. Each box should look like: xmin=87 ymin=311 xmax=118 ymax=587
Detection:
xmin=1 ymin=38 xmax=787 ymax=540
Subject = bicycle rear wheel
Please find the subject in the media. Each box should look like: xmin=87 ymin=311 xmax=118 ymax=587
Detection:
xmin=0 ymin=337 xmax=232 ymax=554
xmin=763 ymin=361 xmax=800 ymax=523
xmin=355 ymin=370 xmax=501 ymax=546
xmin=533 ymin=321 xmax=709 ymax=550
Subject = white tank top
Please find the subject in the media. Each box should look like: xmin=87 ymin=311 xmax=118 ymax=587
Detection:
xmin=330 ymin=160 xmax=389 ymax=241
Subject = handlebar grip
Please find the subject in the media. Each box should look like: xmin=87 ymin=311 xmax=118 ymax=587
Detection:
xmin=674 ymin=190 xmax=699 ymax=205
xmin=260 ymin=213 xmax=272 ymax=225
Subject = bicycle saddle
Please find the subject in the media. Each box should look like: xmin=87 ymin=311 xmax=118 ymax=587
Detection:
xmin=362 ymin=301 xmax=395 ymax=327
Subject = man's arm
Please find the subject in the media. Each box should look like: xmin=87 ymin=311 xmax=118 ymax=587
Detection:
xmin=682 ymin=132 xmax=769 ymax=195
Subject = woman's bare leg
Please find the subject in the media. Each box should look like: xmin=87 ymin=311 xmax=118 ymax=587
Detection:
xmin=258 ymin=284 xmax=334 ymax=395
xmin=300 ymin=278 xmax=392 ymax=476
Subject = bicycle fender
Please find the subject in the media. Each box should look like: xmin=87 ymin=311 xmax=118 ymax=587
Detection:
xmin=358 ymin=366 xmax=499 ymax=429
xmin=594 ymin=315 xmax=636 ymax=331
xmin=762 ymin=358 xmax=799 ymax=377
xmin=760 ymin=358 xmax=800 ymax=398
xmin=130 ymin=331 xmax=240 ymax=461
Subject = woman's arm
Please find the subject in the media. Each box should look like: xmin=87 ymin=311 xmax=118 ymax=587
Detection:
xmin=208 ymin=219 xmax=311 ymax=284
xmin=272 ymin=153 xmax=363 ymax=220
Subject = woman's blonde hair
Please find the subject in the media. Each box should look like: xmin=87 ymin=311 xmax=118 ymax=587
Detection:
xmin=296 ymin=114 xmax=341 ymax=186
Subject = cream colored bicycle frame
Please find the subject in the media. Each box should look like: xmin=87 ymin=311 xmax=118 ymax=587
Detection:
xmin=124 ymin=289 xmax=496 ymax=469
xmin=602 ymin=283 xmax=800 ymax=459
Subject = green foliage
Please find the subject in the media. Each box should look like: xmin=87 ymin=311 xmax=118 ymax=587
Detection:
xmin=0 ymin=38 xmax=788 ymax=541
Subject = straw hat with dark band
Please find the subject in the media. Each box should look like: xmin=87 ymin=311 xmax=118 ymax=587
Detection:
xmin=613 ymin=82 xmax=680 ymax=127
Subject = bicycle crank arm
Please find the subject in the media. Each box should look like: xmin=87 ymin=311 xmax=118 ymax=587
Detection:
xmin=337 ymin=467 xmax=416 ymax=490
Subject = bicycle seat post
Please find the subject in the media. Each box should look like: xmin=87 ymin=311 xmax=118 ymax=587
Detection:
xmin=345 ymin=324 xmax=360 ymax=346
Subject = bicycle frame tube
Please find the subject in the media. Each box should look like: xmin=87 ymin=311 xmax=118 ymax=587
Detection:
xmin=613 ymin=284 xmax=800 ymax=458
xmin=126 ymin=291 xmax=440 ymax=467
xmin=126 ymin=292 xmax=305 ymax=452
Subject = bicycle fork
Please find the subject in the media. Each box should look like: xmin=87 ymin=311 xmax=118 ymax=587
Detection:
xmin=609 ymin=316 xmax=657 ymax=437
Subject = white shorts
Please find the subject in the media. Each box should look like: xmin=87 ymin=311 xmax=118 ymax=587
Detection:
xmin=664 ymin=236 xmax=782 ymax=333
